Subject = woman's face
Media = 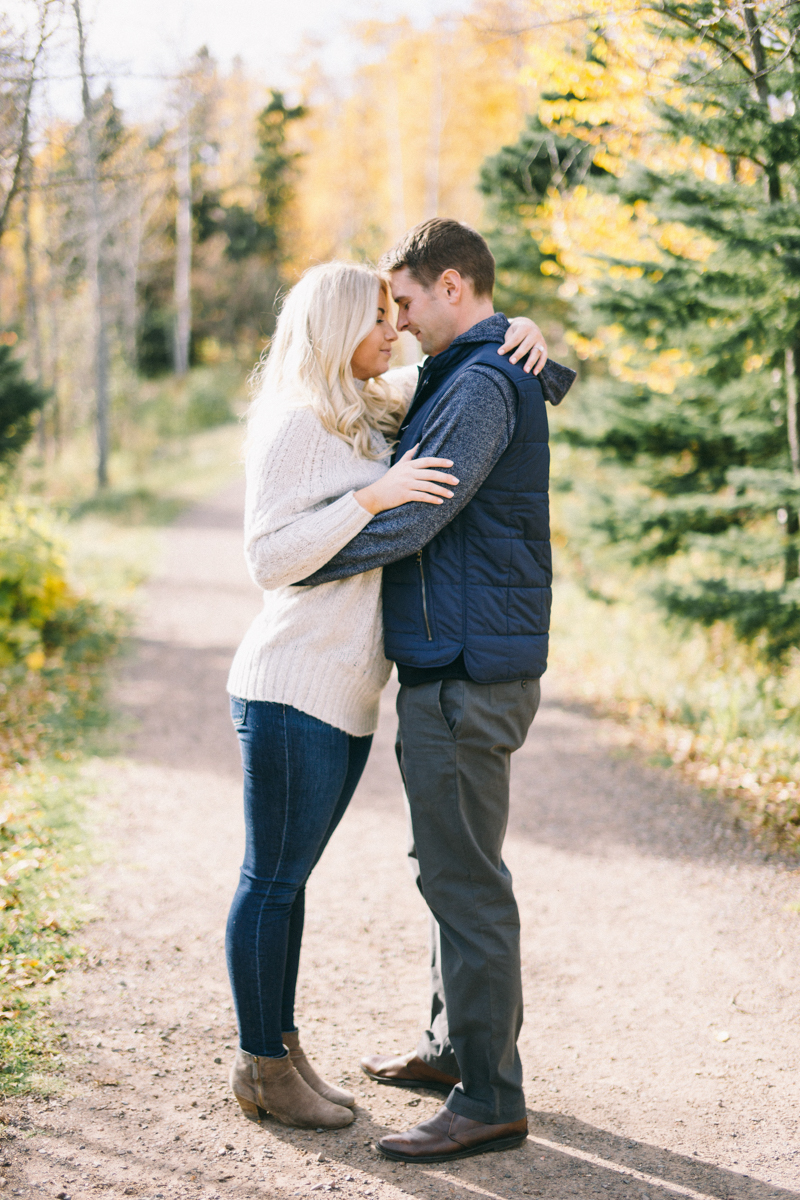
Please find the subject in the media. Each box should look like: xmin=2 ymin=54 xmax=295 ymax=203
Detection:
xmin=351 ymin=290 xmax=399 ymax=380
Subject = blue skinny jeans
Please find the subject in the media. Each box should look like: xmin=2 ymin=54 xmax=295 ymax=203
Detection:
xmin=225 ymin=697 xmax=372 ymax=1057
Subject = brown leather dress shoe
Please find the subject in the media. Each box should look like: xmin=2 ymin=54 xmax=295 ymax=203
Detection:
xmin=378 ymin=1106 xmax=528 ymax=1163
xmin=360 ymin=1051 xmax=460 ymax=1094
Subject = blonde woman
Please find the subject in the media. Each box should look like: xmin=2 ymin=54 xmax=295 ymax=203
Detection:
xmin=225 ymin=261 xmax=545 ymax=1131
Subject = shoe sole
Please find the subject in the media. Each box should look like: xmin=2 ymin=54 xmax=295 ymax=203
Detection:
xmin=233 ymin=1095 xmax=354 ymax=1129
xmin=360 ymin=1067 xmax=458 ymax=1095
xmin=377 ymin=1133 xmax=527 ymax=1163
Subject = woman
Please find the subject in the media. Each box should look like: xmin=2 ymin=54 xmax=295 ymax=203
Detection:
xmin=225 ymin=261 xmax=545 ymax=1130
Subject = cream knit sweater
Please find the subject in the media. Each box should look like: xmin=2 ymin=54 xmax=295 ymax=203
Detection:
xmin=227 ymin=368 xmax=418 ymax=737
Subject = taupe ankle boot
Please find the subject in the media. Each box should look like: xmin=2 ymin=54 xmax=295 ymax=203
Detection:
xmin=229 ymin=1049 xmax=354 ymax=1129
xmin=283 ymin=1029 xmax=356 ymax=1107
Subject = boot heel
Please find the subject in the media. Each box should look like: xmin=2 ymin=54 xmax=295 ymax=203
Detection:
xmin=234 ymin=1094 xmax=265 ymax=1122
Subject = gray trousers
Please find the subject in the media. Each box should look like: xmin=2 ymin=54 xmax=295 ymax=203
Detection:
xmin=395 ymin=676 xmax=540 ymax=1124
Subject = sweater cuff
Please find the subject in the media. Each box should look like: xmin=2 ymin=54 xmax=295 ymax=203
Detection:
xmin=335 ymin=489 xmax=375 ymax=536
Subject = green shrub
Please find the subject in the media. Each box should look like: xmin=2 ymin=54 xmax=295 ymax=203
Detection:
xmin=185 ymin=379 xmax=237 ymax=431
xmin=0 ymin=501 xmax=124 ymax=766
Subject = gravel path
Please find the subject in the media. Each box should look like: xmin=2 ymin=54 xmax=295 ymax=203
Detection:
xmin=2 ymin=479 xmax=799 ymax=1200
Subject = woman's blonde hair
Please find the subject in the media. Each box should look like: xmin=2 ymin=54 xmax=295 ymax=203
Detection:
xmin=247 ymin=261 xmax=406 ymax=461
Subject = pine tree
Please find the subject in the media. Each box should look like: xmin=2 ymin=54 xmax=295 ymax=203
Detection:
xmin=480 ymin=114 xmax=613 ymax=315
xmin=482 ymin=0 xmax=800 ymax=661
xmin=197 ymin=91 xmax=305 ymax=266
xmin=0 ymin=342 xmax=48 ymax=479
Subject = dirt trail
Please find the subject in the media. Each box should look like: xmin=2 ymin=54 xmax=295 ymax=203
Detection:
xmin=2 ymin=478 xmax=800 ymax=1200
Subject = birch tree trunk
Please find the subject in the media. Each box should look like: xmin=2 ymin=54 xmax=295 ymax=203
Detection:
xmin=72 ymin=0 xmax=111 ymax=489
xmin=124 ymin=193 xmax=144 ymax=368
xmin=424 ymin=39 xmax=442 ymax=219
xmin=22 ymin=158 xmax=45 ymax=451
xmin=173 ymin=103 xmax=192 ymax=376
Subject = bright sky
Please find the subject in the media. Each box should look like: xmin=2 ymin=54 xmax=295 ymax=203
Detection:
xmin=11 ymin=0 xmax=471 ymax=121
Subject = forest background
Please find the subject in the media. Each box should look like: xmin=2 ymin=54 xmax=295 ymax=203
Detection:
xmin=2 ymin=0 xmax=800 ymax=1089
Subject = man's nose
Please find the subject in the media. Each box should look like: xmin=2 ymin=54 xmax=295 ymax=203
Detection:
xmin=396 ymin=310 xmax=409 ymax=331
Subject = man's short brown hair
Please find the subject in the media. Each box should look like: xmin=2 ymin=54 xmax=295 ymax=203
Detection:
xmin=380 ymin=218 xmax=495 ymax=298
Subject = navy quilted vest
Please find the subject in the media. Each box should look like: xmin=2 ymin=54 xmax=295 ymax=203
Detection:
xmin=382 ymin=338 xmax=551 ymax=681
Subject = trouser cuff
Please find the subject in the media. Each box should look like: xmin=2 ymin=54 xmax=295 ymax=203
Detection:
xmin=445 ymin=1087 xmax=527 ymax=1125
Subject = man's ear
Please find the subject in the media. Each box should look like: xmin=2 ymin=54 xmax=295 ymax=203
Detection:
xmin=440 ymin=269 xmax=464 ymax=304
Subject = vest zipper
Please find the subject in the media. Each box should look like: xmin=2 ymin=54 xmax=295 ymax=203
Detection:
xmin=417 ymin=551 xmax=433 ymax=642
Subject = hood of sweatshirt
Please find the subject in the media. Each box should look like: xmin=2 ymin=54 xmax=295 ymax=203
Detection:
xmin=422 ymin=311 xmax=576 ymax=407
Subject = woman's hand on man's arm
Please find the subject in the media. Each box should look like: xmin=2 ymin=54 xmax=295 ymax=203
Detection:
xmin=354 ymin=446 xmax=458 ymax=515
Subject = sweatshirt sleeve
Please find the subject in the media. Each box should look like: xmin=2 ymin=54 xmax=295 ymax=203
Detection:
xmin=299 ymin=365 xmax=517 ymax=585
xmin=244 ymin=411 xmax=376 ymax=591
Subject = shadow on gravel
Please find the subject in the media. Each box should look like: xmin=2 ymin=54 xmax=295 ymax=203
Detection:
xmin=352 ymin=687 xmax=789 ymax=872
xmin=524 ymin=1110 xmax=799 ymax=1200
xmin=502 ymin=697 xmax=790 ymax=870
xmin=263 ymin=1106 xmax=799 ymax=1200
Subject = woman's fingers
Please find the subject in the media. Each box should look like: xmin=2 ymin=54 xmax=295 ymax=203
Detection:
xmin=412 ymin=480 xmax=454 ymax=496
xmin=412 ymin=456 xmax=454 ymax=469
xmin=499 ymin=320 xmax=549 ymax=375
xmin=403 ymin=476 xmax=457 ymax=503
xmin=412 ymin=470 xmax=459 ymax=485
xmin=523 ymin=342 xmax=548 ymax=375
xmin=510 ymin=337 xmax=548 ymax=374
xmin=499 ymin=322 xmax=528 ymax=358
xmin=407 ymin=487 xmax=449 ymax=504
xmin=507 ymin=332 xmax=537 ymax=364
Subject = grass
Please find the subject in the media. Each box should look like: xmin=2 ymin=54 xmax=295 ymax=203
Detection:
xmin=0 ymin=764 xmax=98 ymax=1096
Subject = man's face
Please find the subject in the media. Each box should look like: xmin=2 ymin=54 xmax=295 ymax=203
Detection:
xmin=390 ymin=267 xmax=460 ymax=357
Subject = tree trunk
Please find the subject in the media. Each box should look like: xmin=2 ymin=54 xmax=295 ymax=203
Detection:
xmin=743 ymin=1 xmax=781 ymax=202
xmin=173 ymin=106 xmax=192 ymax=376
xmin=22 ymin=159 xmax=46 ymax=452
xmin=124 ymin=193 xmax=144 ymax=369
xmin=786 ymin=346 xmax=799 ymax=480
xmin=784 ymin=346 xmax=800 ymax=581
xmin=0 ymin=3 xmax=48 ymax=245
xmin=424 ymin=38 xmax=442 ymax=219
xmin=386 ymin=71 xmax=406 ymax=245
xmin=72 ymin=0 xmax=111 ymax=489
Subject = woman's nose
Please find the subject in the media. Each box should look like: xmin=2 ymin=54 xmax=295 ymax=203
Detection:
xmin=386 ymin=323 xmax=399 ymax=341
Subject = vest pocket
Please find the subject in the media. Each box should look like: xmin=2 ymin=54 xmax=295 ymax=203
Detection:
xmin=416 ymin=550 xmax=433 ymax=642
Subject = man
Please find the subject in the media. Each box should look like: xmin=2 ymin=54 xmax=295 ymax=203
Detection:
xmin=302 ymin=218 xmax=575 ymax=1162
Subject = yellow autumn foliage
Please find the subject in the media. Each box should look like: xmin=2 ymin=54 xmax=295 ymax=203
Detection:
xmin=289 ymin=15 xmax=531 ymax=268
xmin=0 ymin=503 xmax=123 ymax=767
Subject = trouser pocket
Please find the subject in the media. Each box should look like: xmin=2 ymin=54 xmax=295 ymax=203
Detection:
xmin=438 ymin=679 xmax=464 ymax=739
